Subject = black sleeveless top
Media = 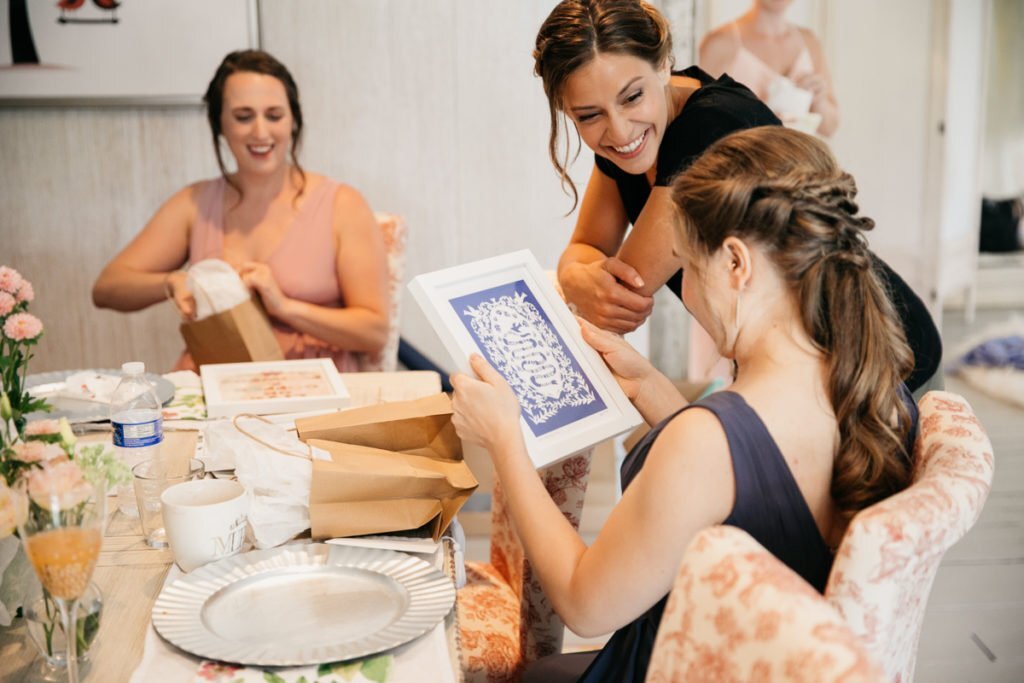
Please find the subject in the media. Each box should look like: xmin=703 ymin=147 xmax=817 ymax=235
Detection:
xmin=576 ymin=389 xmax=918 ymax=683
xmin=594 ymin=66 xmax=942 ymax=393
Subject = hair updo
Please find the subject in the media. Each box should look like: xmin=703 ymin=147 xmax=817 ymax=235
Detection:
xmin=672 ymin=126 xmax=914 ymax=514
xmin=534 ymin=0 xmax=673 ymax=210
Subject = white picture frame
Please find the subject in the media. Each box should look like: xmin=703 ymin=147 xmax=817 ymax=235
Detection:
xmin=409 ymin=250 xmax=642 ymax=469
xmin=0 ymin=0 xmax=259 ymax=106
xmin=200 ymin=358 xmax=350 ymax=419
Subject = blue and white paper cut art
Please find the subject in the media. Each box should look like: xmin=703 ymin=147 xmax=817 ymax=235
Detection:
xmin=450 ymin=280 xmax=606 ymax=437
xmin=408 ymin=250 xmax=641 ymax=468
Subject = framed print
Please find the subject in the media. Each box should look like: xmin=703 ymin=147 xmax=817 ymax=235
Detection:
xmin=200 ymin=359 xmax=350 ymax=419
xmin=0 ymin=0 xmax=259 ymax=106
xmin=409 ymin=250 xmax=641 ymax=469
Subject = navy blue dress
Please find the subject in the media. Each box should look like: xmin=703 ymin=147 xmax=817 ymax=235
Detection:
xmin=522 ymin=389 xmax=918 ymax=683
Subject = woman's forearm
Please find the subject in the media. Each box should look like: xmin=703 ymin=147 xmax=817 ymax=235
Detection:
xmin=815 ymin=100 xmax=840 ymax=137
xmin=92 ymin=266 xmax=171 ymax=312
xmin=275 ymin=298 xmax=389 ymax=353
xmin=633 ymin=372 xmax=687 ymax=426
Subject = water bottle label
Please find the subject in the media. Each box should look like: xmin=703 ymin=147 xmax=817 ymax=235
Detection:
xmin=112 ymin=418 xmax=163 ymax=448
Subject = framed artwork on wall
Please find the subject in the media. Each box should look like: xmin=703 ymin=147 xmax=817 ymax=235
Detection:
xmin=0 ymin=0 xmax=259 ymax=106
xmin=200 ymin=358 xmax=351 ymax=419
xmin=409 ymin=250 xmax=642 ymax=469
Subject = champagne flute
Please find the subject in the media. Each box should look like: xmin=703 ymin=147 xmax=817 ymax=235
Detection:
xmin=16 ymin=463 xmax=106 ymax=683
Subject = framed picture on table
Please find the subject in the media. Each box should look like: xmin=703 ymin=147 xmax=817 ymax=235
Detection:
xmin=200 ymin=358 xmax=350 ymax=419
xmin=409 ymin=250 xmax=642 ymax=469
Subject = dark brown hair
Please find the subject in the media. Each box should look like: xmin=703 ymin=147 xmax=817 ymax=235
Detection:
xmin=672 ymin=126 xmax=914 ymax=514
xmin=534 ymin=0 xmax=673 ymax=210
xmin=203 ymin=49 xmax=305 ymax=202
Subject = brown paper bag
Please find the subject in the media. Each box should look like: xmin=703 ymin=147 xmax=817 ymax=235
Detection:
xmin=297 ymin=394 xmax=478 ymax=541
xmin=180 ymin=297 xmax=284 ymax=367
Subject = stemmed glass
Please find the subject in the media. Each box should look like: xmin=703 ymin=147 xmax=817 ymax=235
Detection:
xmin=15 ymin=464 xmax=106 ymax=683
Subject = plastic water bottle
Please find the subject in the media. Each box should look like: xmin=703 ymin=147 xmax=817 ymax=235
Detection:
xmin=110 ymin=361 xmax=164 ymax=516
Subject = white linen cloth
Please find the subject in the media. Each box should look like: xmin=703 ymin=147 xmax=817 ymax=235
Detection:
xmin=129 ymin=543 xmax=457 ymax=683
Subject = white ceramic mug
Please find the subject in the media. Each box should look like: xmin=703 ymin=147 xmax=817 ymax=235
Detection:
xmin=161 ymin=479 xmax=249 ymax=572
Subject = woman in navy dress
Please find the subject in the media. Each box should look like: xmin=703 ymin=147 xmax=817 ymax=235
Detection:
xmin=451 ymin=126 xmax=919 ymax=682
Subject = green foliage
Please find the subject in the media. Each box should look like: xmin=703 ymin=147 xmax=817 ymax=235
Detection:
xmin=76 ymin=443 xmax=131 ymax=490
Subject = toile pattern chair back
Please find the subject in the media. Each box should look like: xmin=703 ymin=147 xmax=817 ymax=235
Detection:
xmin=824 ymin=391 xmax=994 ymax=682
xmin=357 ymin=213 xmax=407 ymax=372
xmin=647 ymin=525 xmax=885 ymax=683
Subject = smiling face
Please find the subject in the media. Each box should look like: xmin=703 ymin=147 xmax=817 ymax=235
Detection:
xmin=220 ymin=72 xmax=293 ymax=175
xmin=562 ymin=52 xmax=671 ymax=175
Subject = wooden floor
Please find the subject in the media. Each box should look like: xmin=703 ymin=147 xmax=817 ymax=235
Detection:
xmin=463 ymin=306 xmax=1024 ymax=681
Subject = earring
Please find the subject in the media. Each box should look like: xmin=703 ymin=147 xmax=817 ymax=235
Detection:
xmin=734 ymin=292 xmax=743 ymax=331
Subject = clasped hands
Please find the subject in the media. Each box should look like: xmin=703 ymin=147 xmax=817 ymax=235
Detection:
xmin=558 ymin=257 xmax=654 ymax=335
xmin=165 ymin=261 xmax=288 ymax=322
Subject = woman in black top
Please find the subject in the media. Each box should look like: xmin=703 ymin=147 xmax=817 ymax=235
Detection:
xmin=538 ymin=0 xmax=941 ymax=391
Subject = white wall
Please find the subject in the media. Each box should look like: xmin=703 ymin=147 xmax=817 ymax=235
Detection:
xmin=1 ymin=0 xmax=585 ymax=373
xmin=827 ymin=0 xmax=936 ymax=293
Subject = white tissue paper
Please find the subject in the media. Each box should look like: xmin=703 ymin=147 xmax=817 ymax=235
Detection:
xmin=766 ymin=76 xmax=821 ymax=134
xmin=203 ymin=416 xmax=331 ymax=549
xmin=186 ymin=259 xmax=251 ymax=321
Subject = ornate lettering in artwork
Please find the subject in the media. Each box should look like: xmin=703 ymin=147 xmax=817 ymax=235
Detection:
xmin=453 ymin=281 xmax=605 ymax=436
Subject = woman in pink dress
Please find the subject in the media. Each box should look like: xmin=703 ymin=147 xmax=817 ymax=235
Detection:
xmin=93 ymin=50 xmax=389 ymax=371
xmin=699 ymin=0 xmax=840 ymax=136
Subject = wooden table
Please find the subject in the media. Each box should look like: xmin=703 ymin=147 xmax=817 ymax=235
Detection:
xmin=0 ymin=371 xmax=463 ymax=682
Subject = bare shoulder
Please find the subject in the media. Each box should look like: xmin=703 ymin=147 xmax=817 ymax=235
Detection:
xmin=154 ymin=181 xmax=206 ymax=224
xmin=639 ymin=404 xmax=735 ymax=521
xmin=646 ymin=406 xmax=732 ymax=482
xmin=698 ymin=24 xmax=739 ymax=69
xmin=330 ymin=181 xmax=373 ymax=216
xmin=797 ymin=27 xmax=825 ymax=55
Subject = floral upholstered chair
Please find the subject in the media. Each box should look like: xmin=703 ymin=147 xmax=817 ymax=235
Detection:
xmin=357 ymin=213 xmax=407 ymax=372
xmin=457 ymin=452 xmax=591 ymax=682
xmin=825 ymin=391 xmax=994 ymax=682
xmin=647 ymin=525 xmax=885 ymax=683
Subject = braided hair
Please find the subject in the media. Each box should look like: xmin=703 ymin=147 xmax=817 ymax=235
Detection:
xmin=672 ymin=126 xmax=914 ymax=514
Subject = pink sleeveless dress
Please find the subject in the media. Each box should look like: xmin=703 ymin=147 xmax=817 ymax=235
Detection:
xmin=180 ymin=176 xmax=359 ymax=372
xmin=724 ymin=22 xmax=815 ymax=122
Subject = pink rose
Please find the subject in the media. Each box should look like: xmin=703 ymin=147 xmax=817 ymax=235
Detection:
xmin=12 ymin=440 xmax=65 ymax=464
xmin=16 ymin=280 xmax=34 ymax=303
xmin=0 ymin=482 xmax=28 ymax=540
xmin=27 ymin=461 xmax=91 ymax=509
xmin=0 ymin=292 xmax=14 ymax=317
xmin=0 ymin=266 xmax=23 ymax=295
xmin=3 ymin=312 xmax=42 ymax=341
xmin=25 ymin=419 xmax=61 ymax=436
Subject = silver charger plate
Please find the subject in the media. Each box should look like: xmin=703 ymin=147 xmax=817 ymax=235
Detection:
xmin=25 ymin=368 xmax=175 ymax=424
xmin=152 ymin=543 xmax=456 ymax=666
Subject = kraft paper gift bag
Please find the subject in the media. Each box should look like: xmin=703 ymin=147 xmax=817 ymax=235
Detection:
xmin=180 ymin=297 xmax=284 ymax=367
xmin=296 ymin=394 xmax=478 ymax=541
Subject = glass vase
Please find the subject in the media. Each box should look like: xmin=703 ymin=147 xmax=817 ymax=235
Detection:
xmin=23 ymin=580 xmax=103 ymax=681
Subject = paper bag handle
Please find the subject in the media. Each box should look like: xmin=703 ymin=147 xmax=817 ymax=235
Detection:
xmin=232 ymin=413 xmax=313 ymax=461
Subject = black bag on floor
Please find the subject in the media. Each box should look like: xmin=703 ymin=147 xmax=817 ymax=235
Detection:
xmin=979 ymin=196 xmax=1023 ymax=253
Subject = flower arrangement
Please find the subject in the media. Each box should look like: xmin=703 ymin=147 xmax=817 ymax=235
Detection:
xmin=0 ymin=265 xmax=48 ymax=476
xmin=0 ymin=265 xmax=128 ymax=652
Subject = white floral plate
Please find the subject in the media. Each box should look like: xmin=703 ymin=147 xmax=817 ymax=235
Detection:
xmin=25 ymin=368 xmax=175 ymax=424
xmin=151 ymin=543 xmax=455 ymax=666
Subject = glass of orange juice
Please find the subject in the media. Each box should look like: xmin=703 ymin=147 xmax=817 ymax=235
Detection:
xmin=16 ymin=462 xmax=105 ymax=683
